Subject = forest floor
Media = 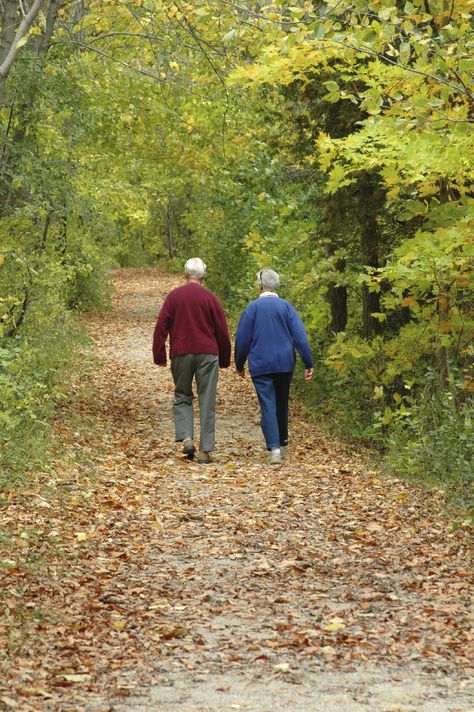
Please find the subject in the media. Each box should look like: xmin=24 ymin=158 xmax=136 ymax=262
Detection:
xmin=0 ymin=267 xmax=473 ymax=712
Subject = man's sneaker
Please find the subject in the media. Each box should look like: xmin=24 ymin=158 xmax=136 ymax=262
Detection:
xmin=182 ymin=438 xmax=195 ymax=460
xmin=281 ymin=445 xmax=288 ymax=459
xmin=268 ymin=448 xmax=282 ymax=465
xmin=197 ymin=451 xmax=213 ymax=465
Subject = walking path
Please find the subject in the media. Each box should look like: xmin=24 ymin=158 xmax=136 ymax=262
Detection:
xmin=1 ymin=268 xmax=472 ymax=711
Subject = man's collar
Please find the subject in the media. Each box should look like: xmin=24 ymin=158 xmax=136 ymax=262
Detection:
xmin=259 ymin=291 xmax=278 ymax=297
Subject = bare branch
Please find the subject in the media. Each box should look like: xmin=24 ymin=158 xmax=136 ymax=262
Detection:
xmin=0 ymin=0 xmax=43 ymax=83
xmin=87 ymin=31 xmax=166 ymax=43
xmin=216 ymin=0 xmax=302 ymax=26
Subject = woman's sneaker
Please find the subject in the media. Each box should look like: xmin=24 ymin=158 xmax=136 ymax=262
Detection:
xmin=268 ymin=448 xmax=282 ymax=465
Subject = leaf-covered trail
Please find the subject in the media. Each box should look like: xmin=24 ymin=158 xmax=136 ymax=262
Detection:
xmin=1 ymin=268 xmax=472 ymax=712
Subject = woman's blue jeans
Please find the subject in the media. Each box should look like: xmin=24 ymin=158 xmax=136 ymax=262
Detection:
xmin=251 ymin=372 xmax=293 ymax=449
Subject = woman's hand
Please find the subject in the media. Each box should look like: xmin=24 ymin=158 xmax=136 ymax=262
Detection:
xmin=304 ymin=368 xmax=313 ymax=382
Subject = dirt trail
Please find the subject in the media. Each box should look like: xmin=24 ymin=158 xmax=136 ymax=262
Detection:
xmin=1 ymin=267 xmax=472 ymax=711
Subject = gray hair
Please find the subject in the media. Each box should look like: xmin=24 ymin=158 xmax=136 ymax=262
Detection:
xmin=185 ymin=257 xmax=207 ymax=278
xmin=257 ymin=268 xmax=280 ymax=291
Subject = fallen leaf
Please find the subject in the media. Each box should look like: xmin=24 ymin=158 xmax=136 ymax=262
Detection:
xmin=60 ymin=674 xmax=92 ymax=683
xmin=366 ymin=522 xmax=384 ymax=532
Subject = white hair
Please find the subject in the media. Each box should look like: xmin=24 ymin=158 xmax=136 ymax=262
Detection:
xmin=185 ymin=257 xmax=207 ymax=278
xmin=257 ymin=268 xmax=280 ymax=291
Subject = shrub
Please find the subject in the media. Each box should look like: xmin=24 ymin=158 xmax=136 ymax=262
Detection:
xmin=386 ymin=392 xmax=474 ymax=512
xmin=0 ymin=254 xmax=93 ymax=487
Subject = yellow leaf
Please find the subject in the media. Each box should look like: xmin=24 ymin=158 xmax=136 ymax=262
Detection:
xmin=366 ymin=522 xmax=384 ymax=532
xmin=111 ymin=619 xmax=126 ymax=630
xmin=21 ymin=687 xmax=52 ymax=698
xmin=60 ymin=674 xmax=91 ymax=683
xmin=323 ymin=622 xmax=344 ymax=632
xmin=2 ymin=559 xmax=17 ymax=567
xmin=439 ymin=320 xmax=453 ymax=333
xmin=152 ymin=516 xmax=164 ymax=536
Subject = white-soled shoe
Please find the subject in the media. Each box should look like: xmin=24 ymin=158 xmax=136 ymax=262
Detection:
xmin=268 ymin=448 xmax=282 ymax=465
xmin=281 ymin=445 xmax=288 ymax=459
xmin=182 ymin=438 xmax=195 ymax=460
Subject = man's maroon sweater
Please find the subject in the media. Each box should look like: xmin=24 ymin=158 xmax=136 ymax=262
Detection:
xmin=152 ymin=282 xmax=231 ymax=367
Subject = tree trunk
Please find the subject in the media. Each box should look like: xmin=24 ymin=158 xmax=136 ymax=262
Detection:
xmin=58 ymin=213 xmax=67 ymax=255
xmin=35 ymin=0 xmax=63 ymax=55
xmin=437 ymin=178 xmax=452 ymax=389
xmin=0 ymin=1 xmax=63 ymax=217
xmin=0 ymin=1 xmax=19 ymax=67
xmin=327 ymin=257 xmax=347 ymax=334
xmin=324 ymin=194 xmax=348 ymax=334
xmin=438 ymin=286 xmax=450 ymax=389
xmin=166 ymin=200 xmax=173 ymax=258
xmin=39 ymin=210 xmax=53 ymax=250
xmin=0 ymin=0 xmax=43 ymax=97
xmin=357 ymin=174 xmax=384 ymax=338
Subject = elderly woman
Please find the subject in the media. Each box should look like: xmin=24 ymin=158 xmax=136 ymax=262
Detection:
xmin=235 ymin=268 xmax=313 ymax=464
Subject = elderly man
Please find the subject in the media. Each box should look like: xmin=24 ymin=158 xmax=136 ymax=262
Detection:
xmin=153 ymin=257 xmax=231 ymax=464
xmin=235 ymin=268 xmax=313 ymax=465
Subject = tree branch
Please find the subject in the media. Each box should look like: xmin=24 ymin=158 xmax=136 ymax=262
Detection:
xmin=0 ymin=0 xmax=43 ymax=82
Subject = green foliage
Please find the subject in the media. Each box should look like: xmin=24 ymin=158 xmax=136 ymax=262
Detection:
xmin=180 ymin=170 xmax=255 ymax=308
xmin=0 ymin=0 xmax=471 ymax=508
xmin=386 ymin=391 xmax=474 ymax=512
xmin=296 ymin=356 xmax=378 ymax=441
xmin=0 ymin=224 xmax=107 ymax=483
xmin=218 ymin=0 xmax=473 ymax=508
xmin=0 ymin=295 xmax=90 ymax=487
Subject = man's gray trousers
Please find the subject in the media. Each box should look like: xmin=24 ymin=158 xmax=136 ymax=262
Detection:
xmin=170 ymin=353 xmax=219 ymax=452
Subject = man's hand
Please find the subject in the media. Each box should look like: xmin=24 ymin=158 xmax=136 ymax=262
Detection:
xmin=304 ymin=368 xmax=313 ymax=382
xmin=236 ymin=369 xmax=246 ymax=378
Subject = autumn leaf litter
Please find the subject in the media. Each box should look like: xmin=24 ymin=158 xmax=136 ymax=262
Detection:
xmin=0 ymin=268 xmax=472 ymax=711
